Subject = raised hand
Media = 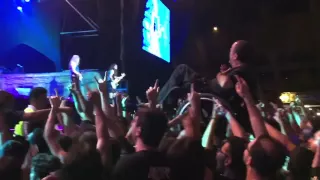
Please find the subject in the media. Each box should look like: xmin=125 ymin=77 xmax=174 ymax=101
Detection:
xmin=94 ymin=71 xmax=108 ymax=93
xmin=188 ymin=84 xmax=200 ymax=106
xmin=187 ymin=84 xmax=201 ymax=119
xmin=146 ymin=79 xmax=160 ymax=101
xmin=87 ymin=88 xmax=101 ymax=107
xmin=60 ymin=99 xmax=67 ymax=108
xmin=50 ymin=89 xmax=62 ymax=109
xmin=235 ymin=75 xmax=251 ymax=99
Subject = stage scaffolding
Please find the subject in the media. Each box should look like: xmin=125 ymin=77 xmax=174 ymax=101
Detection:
xmin=60 ymin=0 xmax=125 ymax=71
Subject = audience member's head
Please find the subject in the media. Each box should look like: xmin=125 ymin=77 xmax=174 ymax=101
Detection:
xmin=300 ymin=118 xmax=320 ymax=151
xmin=288 ymin=146 xmax=314 ymax=179
xmin=59 ymin=131 xmax=103 ymax=180
xmin=131 ymin=109 xmax=168 ymax=149
xmin=29 ymin=87 xmax=48 ymax=109
xmin=0 ymin=140 xmax=29 ymax=166
xmin=216 ymin=136 xmax=247 ymax=179
xmin=58 ymin=135 xmax=73 ymax=152
xmin=30 ymin=153 xmax=61 ymax=180
xmin=0 ymin=140 xmax=29 ymax=179
xmin=229 ymin=40 xmax=254 ymax=67
xmin=243 ymin=135 xmax=286 ymax=178
xmin=0 ymin=90 xmax=15 ymax=110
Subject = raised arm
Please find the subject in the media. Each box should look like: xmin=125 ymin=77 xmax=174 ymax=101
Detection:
xmin=70 ymin=82 xmax=94 ymax=122
xmin=225 ymin=110 xmax=246 ymax=138
xmin=264 ymin=122 xmax=296 ymax=152
xmin=59 ymin=99 xmax=78 ymax=136
xmin=235 ymin=76 xmax=267 ymax=138
xmin=202 ymin=102 xmax=218 ymax=149
xmin=95 ymin=71 xmax=114 ymax=116
xmin=44 ymin=95 xmax=67 ymax=163
xmin=88 ymin=90 xmax=110 ymax=166
xmin=95 ymin=73 xmax=124 ymax=139
xmin=22 ymin=107 xmax=72 ymax=123
xmin=146 ymin=79 xmax=159 ymax=110
xmin=183 ymin=84 xmax=201 ymax=139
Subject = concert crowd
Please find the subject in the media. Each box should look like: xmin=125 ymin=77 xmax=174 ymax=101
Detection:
xmin=0 ymin=41 xmax=320 ymax=180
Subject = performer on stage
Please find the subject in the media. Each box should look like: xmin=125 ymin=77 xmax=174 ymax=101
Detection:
xmin=108 ymin=64 xmax=125 ymax=98
xmin=69 ymin=55 xmax=83 ymax=82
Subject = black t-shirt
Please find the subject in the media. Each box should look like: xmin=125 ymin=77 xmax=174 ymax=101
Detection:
xmin=228 ymin=65 xmax=257 ymax=100
xmin=113 ymin=150 xmax=170 ymax=180
xmin=209 ymin=64 xmax=257 ymax=101
xmin=209 ymin=65 xmax=257 ymax=133
xmin=168 ymin=138 xmax=206 ymax=180
xmin=312 ymin=167 xmax=320 ymax=180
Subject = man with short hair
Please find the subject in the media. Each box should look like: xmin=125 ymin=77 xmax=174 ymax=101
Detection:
xmin=235 ymin=76 xmax=287 ymax=180
xmin=0 ymin=140 xmax=29 ymax=179
xmin=30 ymin=153 xmax=61 ymax=180
xmin=158 ymin=40 xmax=257 ymax=132
xmin=216 ymin=136 xmax=247 ymax=180
xmin=15 ymin=87 xmax=48 ymax=136
xmin=243 ymin=135 xmax=287 ymax=179
xmin=113 ymin=109 xmax=170 ymax=180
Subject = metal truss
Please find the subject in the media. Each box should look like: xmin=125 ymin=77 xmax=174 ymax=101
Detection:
xmin=60 ymin=0 xmax=99 ymax=37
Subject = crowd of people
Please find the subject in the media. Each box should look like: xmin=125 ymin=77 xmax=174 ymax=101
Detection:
xmin=0 ymin=40 xmax=319 ymax=180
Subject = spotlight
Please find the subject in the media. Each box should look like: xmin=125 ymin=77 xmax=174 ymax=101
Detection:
xmin=212 ymin=26 xmax=219 ymax=33
xmin=17 ymin=6 xmax=23 ymax=12
xmin=25 ymin=0 xmax=30 ymax=2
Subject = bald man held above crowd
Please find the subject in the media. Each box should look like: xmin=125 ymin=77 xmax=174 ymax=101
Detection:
xmin=158 ymin=40 xmax=258 ymax=132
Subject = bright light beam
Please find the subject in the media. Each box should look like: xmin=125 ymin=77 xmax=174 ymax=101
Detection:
xmin=17 ymin=6 xmax=23 ymax=12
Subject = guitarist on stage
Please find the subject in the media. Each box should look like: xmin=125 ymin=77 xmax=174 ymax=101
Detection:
xmin=108 ymin=64 xmax=126 ymax=98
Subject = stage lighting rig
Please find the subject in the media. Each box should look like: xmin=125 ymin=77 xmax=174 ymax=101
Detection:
xmin=13 ymin=0 xmax=39 ymax=13
xmin=22 ymin=0 xmax=40 ymax=3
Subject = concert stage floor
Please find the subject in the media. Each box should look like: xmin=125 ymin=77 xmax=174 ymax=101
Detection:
xmin=0 ymin=70 xmax=102 ymax=98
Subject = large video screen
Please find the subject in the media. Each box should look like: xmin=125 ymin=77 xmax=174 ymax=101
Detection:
xmin=142 ymin=0 xmax=170 ymax=63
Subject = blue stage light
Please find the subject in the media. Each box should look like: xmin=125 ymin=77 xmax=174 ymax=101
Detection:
xmin=17 ymin=6 xmax=23 ymax=12
xmin=25 ymin=0 xmax=30 ymax=2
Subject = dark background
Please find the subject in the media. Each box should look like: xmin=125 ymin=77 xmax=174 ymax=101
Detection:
xmin=0 ymin=0 xmax=320 ymax=99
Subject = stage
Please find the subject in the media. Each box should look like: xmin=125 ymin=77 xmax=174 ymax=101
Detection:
xmin=0 ymin=70 xmax=104 ymax=98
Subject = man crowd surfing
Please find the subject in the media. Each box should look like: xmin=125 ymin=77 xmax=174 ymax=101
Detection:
xmin=0 ymin=40 xmax=319 ymax=180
